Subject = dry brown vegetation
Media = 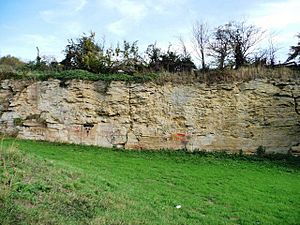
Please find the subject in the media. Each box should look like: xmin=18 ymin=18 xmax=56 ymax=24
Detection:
xmin=153 ymin=66 xmax=300 ymax=85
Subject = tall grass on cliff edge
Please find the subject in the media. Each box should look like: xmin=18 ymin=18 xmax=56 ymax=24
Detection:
xmin=1 ymin=65 xmax=299 ymax=84
xmin=145 ymin=66 xmax=300 ymax=85
xmin=194 ymin=66 xmax=300 ymax=84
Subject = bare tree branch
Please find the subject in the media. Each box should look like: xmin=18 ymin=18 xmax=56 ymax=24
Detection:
xmin=192 ymin=21 xmax=209 ymax=69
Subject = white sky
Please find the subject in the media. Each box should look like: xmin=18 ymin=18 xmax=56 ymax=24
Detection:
xmin=0 ymin=0 xmax=299 ymax=65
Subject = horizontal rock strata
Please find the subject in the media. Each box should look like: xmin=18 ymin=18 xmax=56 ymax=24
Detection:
xmin=0 ymin=78 xmax=299 ymax=154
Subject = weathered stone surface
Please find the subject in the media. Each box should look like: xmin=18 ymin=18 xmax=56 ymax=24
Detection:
xmin=0 ymin=78 xmax=299 ymax=154
xmin=290 ymin=145 xmax=300 ymax=156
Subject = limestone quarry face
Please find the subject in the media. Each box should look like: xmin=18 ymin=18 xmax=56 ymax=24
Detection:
xmin=0 ymin=78 xmax=299 ymax=154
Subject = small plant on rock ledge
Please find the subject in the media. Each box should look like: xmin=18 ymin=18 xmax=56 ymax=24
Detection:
xmin=256 ymin=145 xmax=266 ymax=157
xmin=13 ymin=118 xmax=23 ymax=126
xmin=239 ymin=149 xmax=243 ymax=156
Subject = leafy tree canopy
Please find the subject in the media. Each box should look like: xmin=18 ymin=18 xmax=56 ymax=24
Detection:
xmin=286 ymin=33 xmax=300 ymax=63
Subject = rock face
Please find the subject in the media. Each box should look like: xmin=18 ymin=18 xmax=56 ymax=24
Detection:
xmin=0 ymin=78 xmax=299 ymax=154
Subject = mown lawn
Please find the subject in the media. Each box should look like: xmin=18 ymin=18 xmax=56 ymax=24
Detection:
xmin=0 ymin=138 xmax=299 ymax=225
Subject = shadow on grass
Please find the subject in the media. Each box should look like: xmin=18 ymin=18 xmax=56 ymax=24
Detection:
xmin=3 ymin=137 xmax=299 ymax=171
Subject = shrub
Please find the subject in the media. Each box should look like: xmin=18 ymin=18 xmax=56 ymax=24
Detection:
xmin=0 ymin=55 xmax=25 ymax=69
xmin=239 ymin=149 xmax=243 ymax=156
xmin=13 ymin=118 xmax=23 ymax=126
xmin=0 ymin=65 xmax=16 ymax=79
xmin=256 ymin=146 xmax=266 ymax=157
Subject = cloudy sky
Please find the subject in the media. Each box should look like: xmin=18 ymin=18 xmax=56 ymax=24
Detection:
xmin=0 ymin=0 xmax=299 ymax=64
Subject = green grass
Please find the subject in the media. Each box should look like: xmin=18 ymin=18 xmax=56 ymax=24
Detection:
xmin=27 ymin=69 xmax=159 ymax=82
xmin=1 ymin=69 xmax=159 ymax=83
xmin=1 ymin=66 xmax=299 ymax=85
xmin=1 ymin=138 xmax=300 ymax=225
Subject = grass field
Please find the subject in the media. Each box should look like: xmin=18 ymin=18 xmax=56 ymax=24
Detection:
xmin=0 ymin=138 xmax=299 ymax=225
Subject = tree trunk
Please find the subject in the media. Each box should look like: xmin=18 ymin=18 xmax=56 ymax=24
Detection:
xmin=201 ymin=49 xmax=206 ymax=70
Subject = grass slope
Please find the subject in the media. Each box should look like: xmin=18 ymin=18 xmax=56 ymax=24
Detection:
xmin=1 ymin=139 xmax=299 ymax=225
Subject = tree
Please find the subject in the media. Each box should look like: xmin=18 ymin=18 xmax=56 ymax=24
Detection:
xmin=286 ymin=33 xmax=300 ymax=63
xmin=178 ymin=37 xmax=197 ymax=72
xmin=119 ymin=40 xmax=143 ymax=72
xmin=105 ymin=40 xmax=144 ymax=74
xmin=26 ymin=47 xmax=52 ymax=71
xmin=145 ymin=42 xmax=162 ymax=71
xmin=177 ymin=54 xmax=196 ymax=72
xmin=192 ymin=21 xmax=209 ymax=70
xmin=178 ymin=36 xmax=189 ymax=59
xmin=252 ymin=36 xmax=278 ymax=67
xmin=221 ymin=21 xmax=264 ymax=69
xmin=265 ymin=37 xmax=278 ymax=66
xmin=160 ymin=44 xmax=180 ymax=72
xmin=61 ymin=32 xmax=106 ymax=73
xmin=146 ymin=42 xmax=195 ymax=73
xmin=208 ymin=26 xmax=231 ymax=69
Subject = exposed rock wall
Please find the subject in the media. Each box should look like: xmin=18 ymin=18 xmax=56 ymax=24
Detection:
xmin=0 ymin=78 xmax=299 ymax=154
